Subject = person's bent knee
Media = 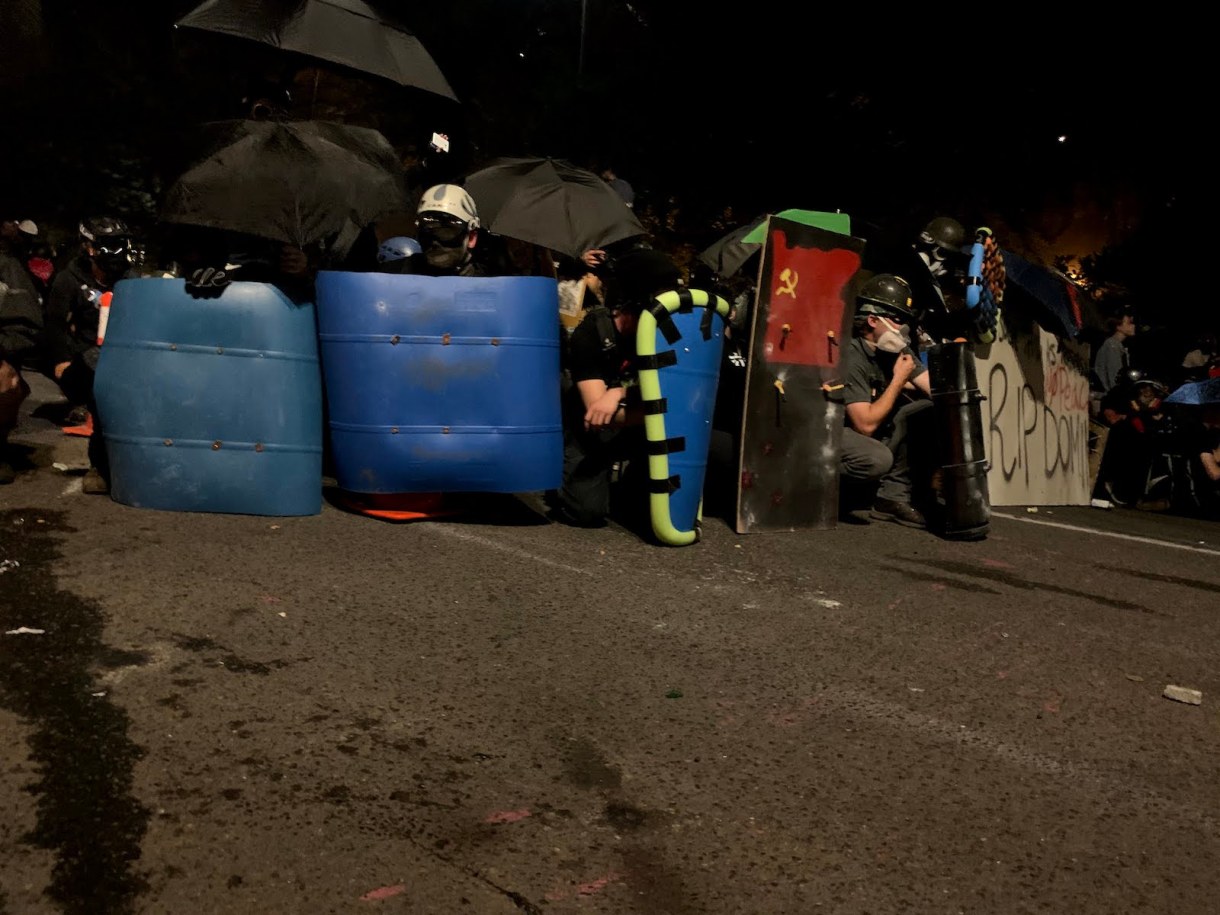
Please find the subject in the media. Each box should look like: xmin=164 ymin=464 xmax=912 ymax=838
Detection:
xmin=841 ymin=438 xmax=894 ymax=480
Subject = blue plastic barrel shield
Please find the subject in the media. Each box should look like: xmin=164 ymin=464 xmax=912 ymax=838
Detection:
xmin=94 ymin=279 xmax=324 ymax=516
xmin=315 ymin=273 xmax=562 ymax=493
xmin=651 ymin=305 xmax=726 ymax=534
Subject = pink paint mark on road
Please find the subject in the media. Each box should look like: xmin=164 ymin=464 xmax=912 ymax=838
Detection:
xmin=484 ymin=808 xmax=531 ymax=824
xmin=360 ymin=884 xmax=406 ymax=901
xmin=545 ymin=871 xmax=623 ymax=902
xmin=578 ymin=872 xmax=622 ymax=896
xmin=982 ymin=558 xmax=1015 ymax=569
xmin=930 ymin=583 xmax=947 ymax=591
xmin=260 ymin=594 xmax=282 ymax=603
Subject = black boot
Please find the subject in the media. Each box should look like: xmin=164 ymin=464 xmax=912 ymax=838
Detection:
xmin=0 ymin=439 xmax=15 ymax=485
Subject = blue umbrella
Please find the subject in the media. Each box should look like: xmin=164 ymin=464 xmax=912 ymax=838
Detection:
xmin=1164 ymin=377 xmax=1220 ymax=405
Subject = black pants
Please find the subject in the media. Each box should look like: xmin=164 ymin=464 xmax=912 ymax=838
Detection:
xmin=555 ymin=424 xmax=645 ymax=527
xmin=57 ymin=358 xmax=109 ymax=479
xmin=0 ymin=373 xmax=30 ymax=450
xmin=1091 ymin=418 xmax=1157 ymax=504
xmin=839 ymin=399 xmax=935 ymax=504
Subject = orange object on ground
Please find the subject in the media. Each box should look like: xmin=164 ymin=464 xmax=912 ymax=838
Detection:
xmin=333 ymin=491 xmax=459 ymax=522
xmin=96 ymin=291 xmax=113 ymax=346
xmin=63 ymin=412 xmax=94 ymax=437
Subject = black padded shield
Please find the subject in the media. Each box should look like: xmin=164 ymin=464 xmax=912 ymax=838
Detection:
xmin=735 ymin=217 xmax=866 ymax=533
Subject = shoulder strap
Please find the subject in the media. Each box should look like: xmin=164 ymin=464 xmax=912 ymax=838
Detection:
xmin=587 ymin=306 xmax=618 ymax=354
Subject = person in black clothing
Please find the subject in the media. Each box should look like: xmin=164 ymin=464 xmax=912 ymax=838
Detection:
xmin=1 ymin=219 xmax=54 ymax=307
xmin=1090 ymin=368 xmax=1172 ymax=509
xmin=45 ymin=216 xmax=136 ymax=493
xmin=549 ymin=247 xmax=681 ymax=528
xmin=0 ymin=250 xmax=42 ymax=483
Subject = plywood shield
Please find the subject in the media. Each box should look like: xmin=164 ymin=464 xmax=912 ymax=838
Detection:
xmin=735 ymin=217 xmax=865 ymax=533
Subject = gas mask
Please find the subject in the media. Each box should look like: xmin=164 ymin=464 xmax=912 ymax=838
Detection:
xmin=917 ymin=248 xmax=947 ymax=277
xmin=875 ymin=316 xmax=911 ymax=354
xmin=417 ymin=214 xmax=471 ymax=272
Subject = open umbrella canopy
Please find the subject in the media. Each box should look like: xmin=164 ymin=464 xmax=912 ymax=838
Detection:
xmin=698 ymin=216 xmax=765 ymax=278
xmin=463 ymin=157 xmax=645 ymax=260
xmin=700 ymin=210 xmax=853 ymax=278
xmin=176 ymin=0 xmax=458 ymax=102
xmin=739 ymin=209 xmax=851 ymax=245
xmin=161 ymin=119 xmax=407 ymax=249
xmin=1165 ymin=377 xmax=1220 ymax=406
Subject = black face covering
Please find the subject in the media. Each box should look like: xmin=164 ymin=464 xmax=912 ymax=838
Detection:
xmin=95 ymin=252 xmax=129 ymax=280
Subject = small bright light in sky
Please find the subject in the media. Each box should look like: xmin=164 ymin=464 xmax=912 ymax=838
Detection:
xmin=518 ymin=51 xmax=526 ymax=58
xmin=1057 ymin=135 xmax=1068 ymax=143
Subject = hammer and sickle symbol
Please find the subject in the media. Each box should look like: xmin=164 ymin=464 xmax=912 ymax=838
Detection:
xmin=775 ymin=268 xmax=798 ymax=298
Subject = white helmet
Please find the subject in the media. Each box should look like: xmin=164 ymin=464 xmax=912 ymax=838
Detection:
xmin=417 ymin=184 xmax=479 ymax=229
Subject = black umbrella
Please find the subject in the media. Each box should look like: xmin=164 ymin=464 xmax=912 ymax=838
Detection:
xmin=697 ymin=215 xmax=765 ymax=278
xmin=161 ymin=119 xmax=407 ymax=249
xmin=176 ymin=0 xmax=459 ymax=102
xmin=463 ymin=157 xmax=646 ymax=260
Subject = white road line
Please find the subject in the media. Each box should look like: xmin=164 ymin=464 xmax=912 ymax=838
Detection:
xmin=992 ymin=512 xmax=1220 ymax=557
xmin=816 ymin=687 xmax=1217 ymax=833
xmin=426 ymin=523 xmax=594 ymax=576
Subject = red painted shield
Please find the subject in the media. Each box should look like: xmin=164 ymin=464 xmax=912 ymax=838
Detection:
xmin=759 ymin=229 xmax=861 ymax=368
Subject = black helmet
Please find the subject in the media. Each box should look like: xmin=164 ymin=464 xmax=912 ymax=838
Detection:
xmin=606 ymin=247 xmax=680 ymax=312
xmin=1121 ymin=367 xmax=1167 ymax=394
xmin=918 ymin=216 xmax=967 ymax=257
xmin=80 ymin=216 xmax=131 ymax=246
xmin=856 ymin=274 xmax=916 ymax=322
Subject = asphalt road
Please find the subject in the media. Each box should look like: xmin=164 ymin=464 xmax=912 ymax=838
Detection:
xmin=2 ymin=375 xmax=1218 ymax=915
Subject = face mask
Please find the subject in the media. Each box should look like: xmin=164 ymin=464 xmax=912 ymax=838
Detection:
xmin=917 ymin=249 xmax=946 ymax=276
xmin=875 ymin=316 xmax=910 ymax=354
xmin=96 ymin=252 xmax=130 ymax=279
xmin=419 ymin=217 xmax=470 ymax=271
xmin=423 ymin=237 xmax=468 ymax=270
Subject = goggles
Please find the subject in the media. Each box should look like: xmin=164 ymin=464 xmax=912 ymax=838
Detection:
xmin=417 ymin=214 xmax=469 ymax=245
xmin=94 ymin=241 xmax=130 ymax=256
